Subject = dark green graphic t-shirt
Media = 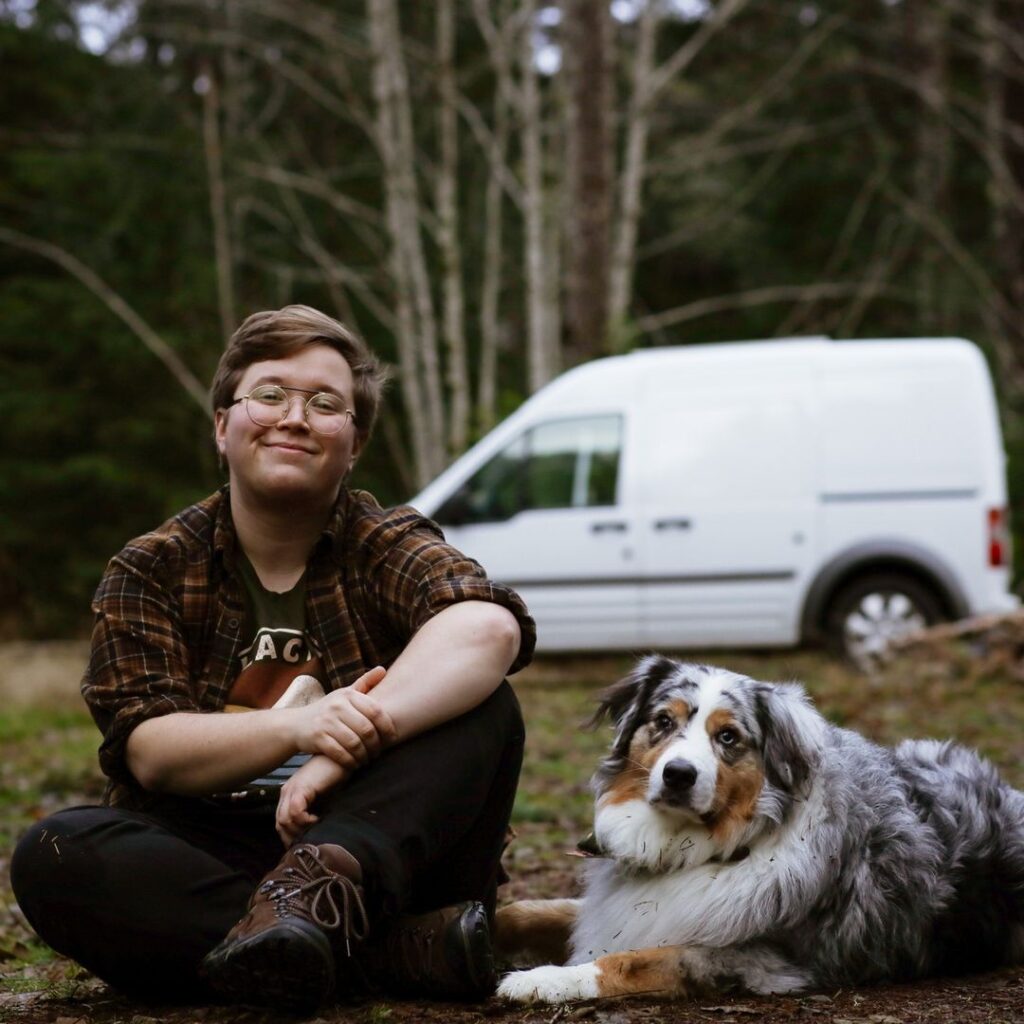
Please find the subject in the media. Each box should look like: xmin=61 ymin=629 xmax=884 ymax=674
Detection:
xmin=215 ymin=554 xmax=326 ymax=801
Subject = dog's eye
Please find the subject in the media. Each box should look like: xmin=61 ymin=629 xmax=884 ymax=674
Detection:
xmin=717 ymin=728 xmax=740 ymax=746
xmin=652 ymin=712 xmax=675 ymax=732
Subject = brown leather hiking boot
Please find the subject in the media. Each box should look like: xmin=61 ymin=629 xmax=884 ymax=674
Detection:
xmin=358 ymin=900 xmax=497 ymax=999
xmin=201 ymin=843 xmax=368 ymax=1011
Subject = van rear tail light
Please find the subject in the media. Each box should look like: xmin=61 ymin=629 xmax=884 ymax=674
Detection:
xmin=988 ymin=506 xmax=1011 ymax=567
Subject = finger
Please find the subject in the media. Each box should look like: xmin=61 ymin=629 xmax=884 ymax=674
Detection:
xmin=314 ymin=733 xmax=362 ymax=770
xmin=344 ymin=694 xmax=398 ymax=745
xmin=320 ymin=701 xmax=385 ymax=757
xmin=276 ymin=798 xmax=317 ymax=844
xmin=351 ymin=665 xmax=386 ymax=694
xmin=341 ymin=692 xmax=398 ymax=746
xmin=276 ymin=791 xmax=299 ymax=830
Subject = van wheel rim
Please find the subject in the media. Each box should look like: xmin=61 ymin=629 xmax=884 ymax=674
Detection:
xmin=843 ymin=591 xmax=927 ymax=669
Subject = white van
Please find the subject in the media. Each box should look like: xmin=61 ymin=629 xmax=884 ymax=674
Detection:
xmin=411 ymin=338 xmax=1018 ymax=666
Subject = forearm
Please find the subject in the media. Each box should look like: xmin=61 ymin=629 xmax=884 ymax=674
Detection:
xmin=370 ymin=601 xmax=521 ymax=742
xmin=125 ymin=666 xmax=394 ymax=796
xmin=126 ymin=708 xmax=299 ymax=795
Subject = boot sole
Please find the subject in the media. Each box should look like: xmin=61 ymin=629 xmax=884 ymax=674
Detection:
xmin=202 ymin=918 xmax=335 ymax=1012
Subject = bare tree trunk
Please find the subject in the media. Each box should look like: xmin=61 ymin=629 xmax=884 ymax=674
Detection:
xmin=368 ymin=0 xmax=434 ymax=486
xmin=478 ymin=67 xmax=509 ymax=431
xmin=437 ymin=0 xmax=470 ymax=454
xmin=609 ymin=0 xmax=658 ymax=334
xmin=982 ymin=0 xmax=1024 ymax=359
xmin=908 ymin=0 xmax=952 ymax=332
xmin=222 ymin=0 xmax=245 ymax=325
xmin=520 ymin=0 xmax=555 ymax=391
xmin=563 ymin=0 xmax=613 ymax=365
xmin=609 ymin=0 xmax=752 ymax=334
xmin=472 ymin=0 xmax=519 ymax=426
xmin=368 ymin=0 xmax=446 ymax=484
xmin=200 ymin=58 xmax=237 ymax=346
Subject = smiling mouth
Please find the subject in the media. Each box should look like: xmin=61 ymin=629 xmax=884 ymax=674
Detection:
xmin=266 ymin=443 xmax=315 ymax=454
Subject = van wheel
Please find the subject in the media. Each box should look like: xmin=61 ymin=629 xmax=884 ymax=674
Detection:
xmin=825 ymin=573 xmax=945 ymax=671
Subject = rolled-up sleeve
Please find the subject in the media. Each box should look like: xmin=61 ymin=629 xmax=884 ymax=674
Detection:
xmin=351 ymin=501 xmax=536 ymax=673
xmin=83 ymin=550 xmax=201 ymax=788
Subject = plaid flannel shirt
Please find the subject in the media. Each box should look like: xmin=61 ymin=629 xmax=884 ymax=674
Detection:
xmin=82 ymin=486 xmax=536 ymax=808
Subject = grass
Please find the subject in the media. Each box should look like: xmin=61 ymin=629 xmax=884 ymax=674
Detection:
xmin=1 ymin=645 xmax=1023 ymax=1018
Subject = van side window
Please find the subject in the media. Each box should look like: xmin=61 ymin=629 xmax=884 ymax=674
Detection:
xmin=435 ymin=415 xmax=622 ymax=525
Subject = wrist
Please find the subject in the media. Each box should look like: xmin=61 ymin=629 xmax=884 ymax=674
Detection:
xmin=276 ymin=706 xmax=305 ymax=756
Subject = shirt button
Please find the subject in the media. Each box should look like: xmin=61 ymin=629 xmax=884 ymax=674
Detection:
xmin=228 ymin=618 xmax=240 ymax=629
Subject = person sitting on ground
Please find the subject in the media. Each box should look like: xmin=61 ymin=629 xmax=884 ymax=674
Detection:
xmin=11 ymin=304 xmax=534 ymax=1012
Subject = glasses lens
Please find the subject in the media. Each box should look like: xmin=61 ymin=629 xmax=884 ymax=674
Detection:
xmin=246 ymin=385 xmax=289 ymax=426
xmin=306 ymin=393 xmax=348 ymax=435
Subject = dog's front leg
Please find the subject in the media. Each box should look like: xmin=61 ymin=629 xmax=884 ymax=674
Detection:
xmin=494 ymin=899 xmax=580 ymax=965
xmin=497 ymin=945 xmax=687 ymax=1003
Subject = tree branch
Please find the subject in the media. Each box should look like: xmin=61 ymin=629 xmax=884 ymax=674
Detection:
xmin=0 ymin=226 xmax=210 ymax=415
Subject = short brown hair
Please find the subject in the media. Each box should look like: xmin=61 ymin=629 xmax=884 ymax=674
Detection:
xmin=210 ymin=305 xmax=387 ymax=449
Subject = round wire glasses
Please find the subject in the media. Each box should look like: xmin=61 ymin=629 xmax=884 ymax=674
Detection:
xmin=228 ymin=384 xmax=356 ymax=435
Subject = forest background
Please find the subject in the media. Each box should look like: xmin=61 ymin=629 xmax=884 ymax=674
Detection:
xmin=3 ymin=0 xmax=1024 ymax=640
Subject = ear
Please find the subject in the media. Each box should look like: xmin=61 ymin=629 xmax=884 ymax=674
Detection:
xmin=346 ymin=433 xmax=364 ymax=475
xmin=214 ymin=409 xmax=228 ymax=455
xmin=753 ymin=682 xmax=824 ymax=796
xmin=591 ymin=654 xmax=679 ymax=757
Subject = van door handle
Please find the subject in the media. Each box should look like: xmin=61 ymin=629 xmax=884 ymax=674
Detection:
xmin=591 ymin=521 xmax=628 ymax=534
xmin=654 ymin=518 xmax=692 ymax=531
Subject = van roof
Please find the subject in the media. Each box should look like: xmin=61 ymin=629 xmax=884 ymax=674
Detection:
xmin=527 ymin=335 xmax=986 ymax=407
xmin=552 ymin=334 xmax=982 ymax=378
xmin=622 ymin=334 xmax=977 ymax=362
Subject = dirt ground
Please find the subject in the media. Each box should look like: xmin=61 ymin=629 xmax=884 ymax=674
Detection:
xmin=2 ymin=967 xmax=1022 ymax=1023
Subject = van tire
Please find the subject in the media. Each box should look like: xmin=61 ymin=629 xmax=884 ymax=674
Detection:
xmin=824 ymin=572 xmax=946 ymax=670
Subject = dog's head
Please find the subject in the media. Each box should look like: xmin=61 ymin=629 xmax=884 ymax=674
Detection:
xmin=590 ymin=655 xmax=825 ymax=870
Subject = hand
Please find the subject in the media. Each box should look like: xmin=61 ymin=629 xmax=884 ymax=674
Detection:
xmin=289 ymin=666 xmax=398 ymax=770
xmin=276 ymin=756 xmax=348 ymax=845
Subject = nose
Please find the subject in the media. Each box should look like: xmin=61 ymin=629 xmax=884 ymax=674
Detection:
xmin=662 ymin=759 xmax=698 ymax=793
xmin=277 ymin=396 xmax=309 ymax=428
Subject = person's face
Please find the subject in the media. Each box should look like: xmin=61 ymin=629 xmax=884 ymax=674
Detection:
xmin=214 ymin=344 xmax=362 ymax=509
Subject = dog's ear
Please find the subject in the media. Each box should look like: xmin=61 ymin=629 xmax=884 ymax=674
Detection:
xmin=753 ymin=682 xmax=824 ymax=796
xmin=590 ymin=654 xmax=679 ymax=756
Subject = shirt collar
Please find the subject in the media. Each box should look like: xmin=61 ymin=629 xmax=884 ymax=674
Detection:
xmin=212 ymin=484 xmax=238 ymax=575
xmin=318 ymin=487 xmax=350 ymax=553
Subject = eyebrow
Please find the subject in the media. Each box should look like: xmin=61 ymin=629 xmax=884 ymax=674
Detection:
xmin=249 ymin=375 xmax=349 ymax=401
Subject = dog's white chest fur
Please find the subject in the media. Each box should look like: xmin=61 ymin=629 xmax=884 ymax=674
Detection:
xmin=571 ymin=785 xmax=830 ymax=964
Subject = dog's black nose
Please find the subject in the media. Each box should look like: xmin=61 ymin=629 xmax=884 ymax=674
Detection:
xmin=662 ymin=759 xmax=698 ymax=792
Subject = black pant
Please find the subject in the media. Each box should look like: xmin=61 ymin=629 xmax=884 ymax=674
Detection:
xmin=10 ymin=682 xmax=524 ymax=1001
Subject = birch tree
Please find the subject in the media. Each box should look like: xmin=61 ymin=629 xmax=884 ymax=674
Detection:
xmin=367 ymin=0 xmax=447 ymax=482
xmin=563 ymin=0 xmax=613 ymax=365
xmin=436 ymin=0 xmax=470 ymax=454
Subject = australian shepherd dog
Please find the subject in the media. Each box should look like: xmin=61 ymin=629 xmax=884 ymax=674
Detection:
xmin=496 ymin=656 xmax=1024 ymax=1004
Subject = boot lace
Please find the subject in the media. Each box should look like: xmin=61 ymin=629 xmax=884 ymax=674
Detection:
xmin=258 ymin=844 xmax=369 ymax=953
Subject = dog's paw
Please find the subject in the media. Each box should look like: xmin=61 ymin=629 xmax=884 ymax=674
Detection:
xmin=497 ymin=963 xmax=600 ymax=1004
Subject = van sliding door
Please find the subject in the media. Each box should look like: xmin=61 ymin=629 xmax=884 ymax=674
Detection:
xmin=635 ymin=369 xmax=815 ymax=648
